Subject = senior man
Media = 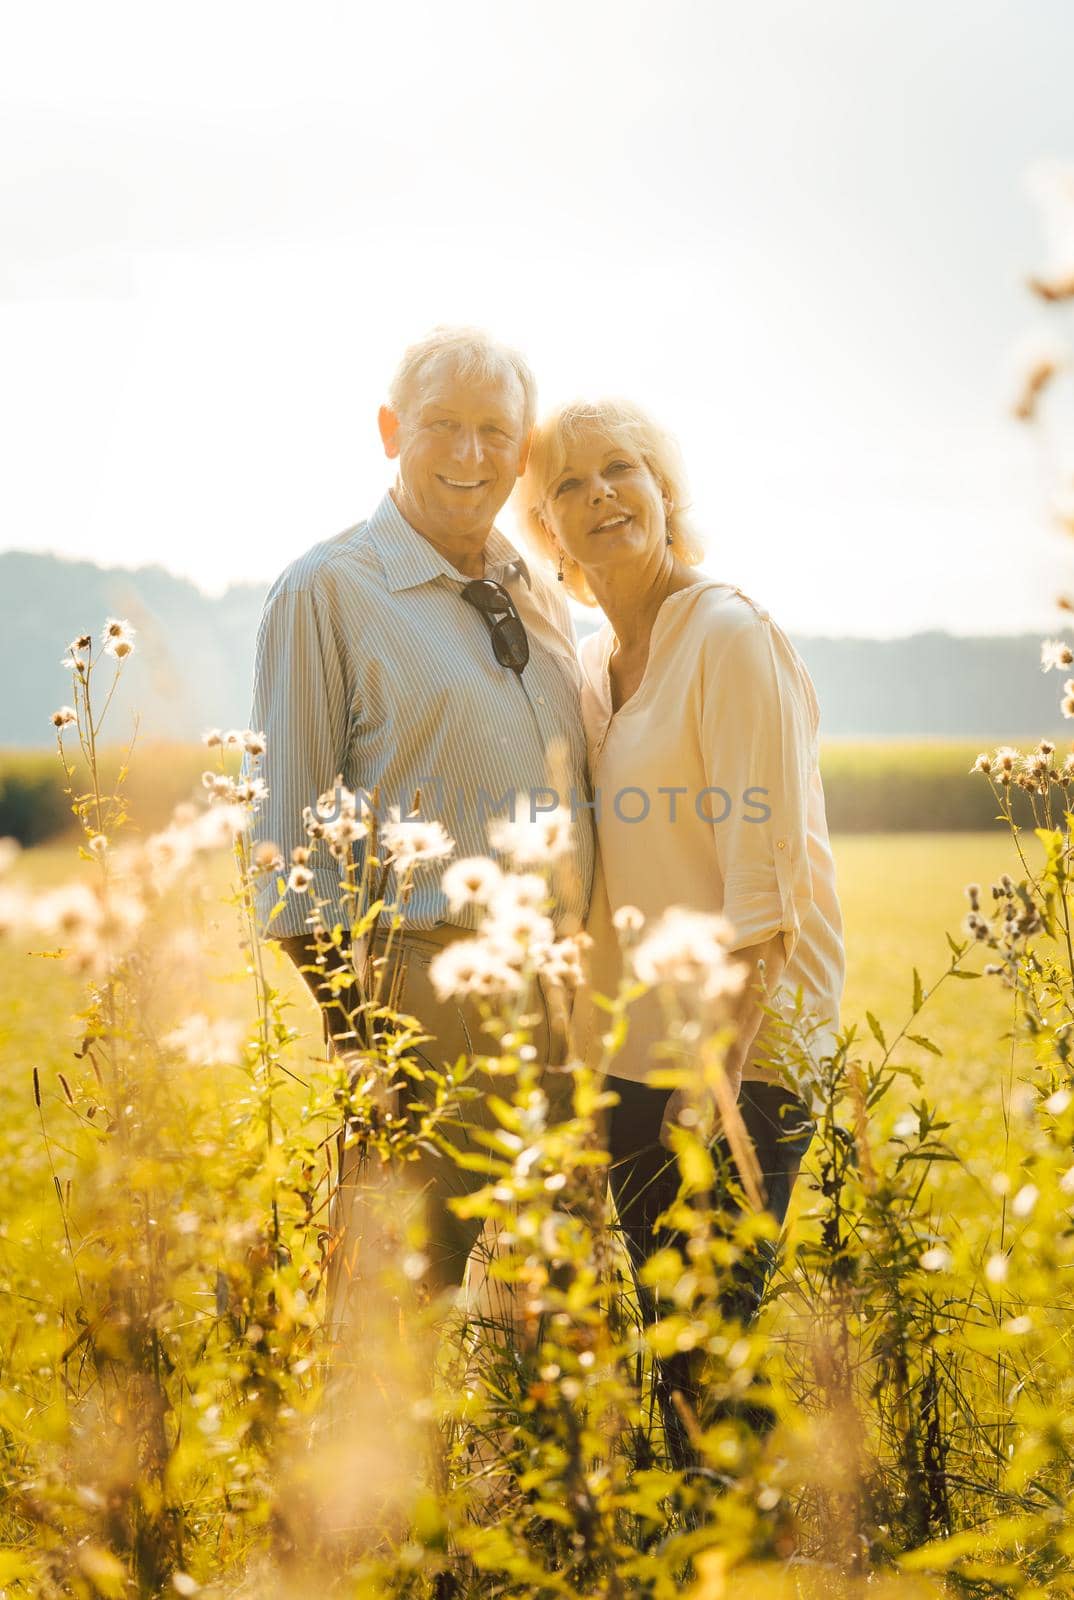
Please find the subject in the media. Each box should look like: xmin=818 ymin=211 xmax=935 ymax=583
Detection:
xmin=249 ymin=328 xmax=594 ymax=1323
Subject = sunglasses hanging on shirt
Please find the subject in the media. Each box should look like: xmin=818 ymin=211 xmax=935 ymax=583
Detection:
xmin=459 ymin=578 xmax=530 ymax=677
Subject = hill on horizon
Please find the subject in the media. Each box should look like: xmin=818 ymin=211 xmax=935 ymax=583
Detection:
xmin=0 ymin=550 xmax=1066 ymax=747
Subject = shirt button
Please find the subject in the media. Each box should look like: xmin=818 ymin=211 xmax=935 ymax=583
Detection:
xmin=537 ymin=696 xmax=545 ymax=705
xmin=776 ymin=838 xmax=787 ymax=850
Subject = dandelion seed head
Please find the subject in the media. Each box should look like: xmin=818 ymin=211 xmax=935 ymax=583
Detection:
xmin=919 ymin=1246 xmax=951 ymax=1272
xmin=971 ymin=752 xmax=992 ymax=775
xmin=1012 ymin=1182 xmax=1039 ymax=1218
xmin=1059 ymin=1166 xmax=1074 ymax=1195
xmin=101 ymin=618 xmax=136 ymax=659
xmin=427 ymin=936 xmax=525 ymax=1001
xmin=1041 ymin=638 xmax=1074 ymax=673
xmin=287 ymin=864 xmax=313 ymax=894
xmin=382 ymin=809 xmax=455 ymax=870
xmin=488 ymin=799 xmax=573 ymax=865
xmin=632 ymin=906 xmax=745 ymax=1003
xmin=87 ymin=834 xmax=108 ymax=856
xmin=985 ymin=1252 xmax=1009 ymax=1284
xmin=50 ymin=706 xmax=77 ymax=729
xmin=440 ymin=856 xmax=504 ymax=911
xmin=1045 ymin=1087 xmax=1072 ymax=1115
xmin=252 ymin=840 xmax=283 ymax=872
xmin=612 ymin=904 xmax=646 ymax=935
xmin=1003 ymin=1314 xmax=1033 ymax=1336
xmin=202 ymin=728 xmax=223 ymax=747
xmin=242 ymin=729 xmax=266 ymax=756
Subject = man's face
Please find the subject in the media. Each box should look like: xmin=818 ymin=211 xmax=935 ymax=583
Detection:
xmin=380 ymin=356 xmax=530 ymax=543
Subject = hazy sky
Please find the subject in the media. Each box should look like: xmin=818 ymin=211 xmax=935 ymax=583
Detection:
xmin=3 ymin=0 xmax=1074 ymax=636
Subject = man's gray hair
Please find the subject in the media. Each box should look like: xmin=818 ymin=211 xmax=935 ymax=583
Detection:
xmin=387 ymin=326 xmax=537 ymax=436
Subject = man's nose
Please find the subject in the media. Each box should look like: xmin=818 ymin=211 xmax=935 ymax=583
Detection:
xmin=451 ymin=426 xmax=484 ymax=464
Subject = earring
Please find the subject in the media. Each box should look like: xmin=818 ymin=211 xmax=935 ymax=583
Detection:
xmin=557 ymin=552 xmax=565 ymax=582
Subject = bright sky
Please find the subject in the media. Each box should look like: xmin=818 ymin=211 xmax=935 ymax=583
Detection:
xmin=3 ymin=0 xmax=1073 ymax=636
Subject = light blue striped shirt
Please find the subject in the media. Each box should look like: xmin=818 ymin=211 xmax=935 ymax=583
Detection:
xmin=248 ymin=491 xmax=594 ymax=938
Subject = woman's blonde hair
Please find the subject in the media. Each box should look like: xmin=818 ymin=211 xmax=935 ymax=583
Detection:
xmin=516 ymin=398 xmax=705 ymax=605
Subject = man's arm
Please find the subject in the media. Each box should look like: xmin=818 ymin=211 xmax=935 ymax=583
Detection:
xmin=277 ymin=933 xmax=364 ymax=1054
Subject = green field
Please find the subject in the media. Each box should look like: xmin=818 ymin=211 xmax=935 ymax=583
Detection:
xmin=0 ymin=831 xmax=1029 ymax=1144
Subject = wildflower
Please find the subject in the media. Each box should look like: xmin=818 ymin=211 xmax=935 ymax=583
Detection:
xmin=290 ymin=845 xmax=309 ymax=865
xmin=965 ymin=882 xmax=980 ymax=911
xmin=1026 ymin=161 xmax=1074 ymax=301
xmin=202 ymin=728 xmax=224 ymax=747
xmin=1012 ymin=335 xmax=1067 ymax=419
xmin=963 ymin=912 xmax=990 ymax=943
xmin=0 ymin=887 xmax=26 ymax=937
xmin=1003 ymin=1315 xmax=1033 ymax=1336
xmin=612 ymin=904 xmax=646 ymax=934
xmin=1064 ymin=694 xmax=1074 ymax=720
xmin=481 ymin=903 xmax=556 ymax=959
xmin=252 ymin=840 xmax=283 ymax=873
xmin=488 ymin=799 xmax=573 ymax=865
xmin=1059 ymin=1167 xmax=1074 ymax=1195
xmin=165 ymin=1015 xmax=245 ymax=1067
xmin=893 ymin=1111 xmax=918 ymax=1140
xmin=428 ymin=936 xmax=525 ymax=1001
xmin=632 ymin=906 xmax=746 ymax=1004
xmin=1045 ymin=1087 xmax=1072 ymax=1115
xmin=233 ymin=776 xmax=268 ymax=806
xmin=440 ymin=856 xmax=504 ymax=911
xmin=1012 ymin=1183 xmax=1039 ymax=1218
xmin=87 ymin=834 xmax=108 ymax=856
xmin=50 ymin=706 xmax=77 ymax=729
xmin=985 ymin=1252 xmax=1010 ymax=1284
xmin=381 ymin=810 xmax=455 ymax=871
xmin=993 ymin=746 xmax=1020 ymax=775
xmin=287 ymin=864 xmax=313 ymax=894
xmin=970 ymin=752 xmax=992 ymax=775
xmin=242 ymin=729 xmax=266 ymax=757
xmin=101 ymin=618 xmax=136 ymax=659
xmin=488 ymin=871 xmax=549 ymax=915
xmin=919 ymin=1246 xmax=951 ymax=1272
xmin=60 ymin=648 xmax=87 ymax=674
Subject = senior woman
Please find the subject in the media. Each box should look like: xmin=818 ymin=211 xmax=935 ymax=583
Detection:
xmin=517 ymin=399 xmax=844 ymax=1462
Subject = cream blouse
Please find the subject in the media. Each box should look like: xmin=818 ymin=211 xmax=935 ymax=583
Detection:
xmin=573 ymin=580 xmax=844 ymax=1086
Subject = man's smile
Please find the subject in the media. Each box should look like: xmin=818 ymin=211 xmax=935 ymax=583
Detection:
xmin=437 ymin=475 xmax=491 ymax=490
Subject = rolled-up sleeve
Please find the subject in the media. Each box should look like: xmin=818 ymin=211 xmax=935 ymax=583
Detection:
xmin=700 ymin=613 xmax=818 ymax=960
xmin=248 ymin=579 xmax=353 ymax=938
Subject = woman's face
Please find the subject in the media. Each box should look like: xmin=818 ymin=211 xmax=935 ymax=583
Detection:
xmin=541 ymin=429 xmax=667 ymax=578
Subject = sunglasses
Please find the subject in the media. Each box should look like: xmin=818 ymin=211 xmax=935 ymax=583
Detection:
xmin=459 ymin=578 xmax=530 ymax=676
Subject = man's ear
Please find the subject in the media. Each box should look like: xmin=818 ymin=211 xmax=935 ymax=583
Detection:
xmin=517 ymin=429 xmax=533 ymax=476
xmin=378 ymin=404 xmax=401 ymax=460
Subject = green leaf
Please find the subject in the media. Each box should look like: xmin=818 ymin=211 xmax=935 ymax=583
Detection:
xmin=866 ymin=1012 xmax=887 ymax=1049
xmin=907 ymin=1033 xmax=942 ymax=1056
xmin=949 ymin=969 xmax=981 ymax=980
xmin=912 ymin=968 xmax=924 ymax=1013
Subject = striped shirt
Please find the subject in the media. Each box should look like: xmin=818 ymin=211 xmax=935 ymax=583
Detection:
xmin=248 ymin=490 xmax=594 ymax=939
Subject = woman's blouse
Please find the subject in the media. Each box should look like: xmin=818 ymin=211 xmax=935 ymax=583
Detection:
xmin=573 ymin=580 xmax=844 ymax=1086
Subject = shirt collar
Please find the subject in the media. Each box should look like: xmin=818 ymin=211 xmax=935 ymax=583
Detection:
xmin=367 ymin=491 xmax=531 ymax=594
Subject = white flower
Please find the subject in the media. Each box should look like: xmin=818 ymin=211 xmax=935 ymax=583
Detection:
xmin=985 ymin=1252 xmax=1009 ymax=1285
xmin=202 ymin=729 xmax=224 ymax=747
xmin=1012 ymin=334 xmax=1067 ymax=419
xmin=481 ymin=904 xmax=556 ymax=958
xmin=893 ymin=1112 xmax=918 ymax=1140
xmin=1003 ymin=1315 xmax=1033 ymax=1336
xmin=0 ymin=838 xmax=21 ymax=877
xmin=101 ymin=618 xmax=136 ymax=659
xmin=631 ymin=906 xmax=745 ymax=1004
xmin=1012 ymin=1183 xmax=1039 ymax=1218
xmin=612 ymin=904 xmax=646 ymax=935
xmin=1045 ymin=1087 xmax=1072 ymax=1115
xmin=1059 ymin=1167 xmax=1074 ymax=1195
xmin=488 ymin=799 xmax=573 ymax=865
xmin=165 ymin=1015 xmax=245 ymax=1067
xmin=488 ymin=872 xmax=549 ymax=915
xmin=242 ymin=730 xmax=266 ymax=757
xmin=1026 ymin=161 xmax=1074 ymax=300
xmin=919 ymin=1246 xmax=951 ymax=1273
xmin=440 ymin=856 xmax=504 ymax=911
xmin=1041 ymin=638 xmax=1074 ymax=672
xmin=428 ymin=937 xmax=526 ymax=1001
xmin=252 ymin=840 xmax=284 ymax=873
xmin=33 ymin=883 xmax=104 ymax=940
xmin=1053 ymin=486 xmax=1074 ymax=537
xmin=50 ymin=706 xmax=77 ymax=729
xmin=87 ymin=834 xmax=108 ymax=856
xmin=381 ymin=811 xmax=455 ymax=871
xmin=0 ymin=886 xmax=27 ymax=937
xmin=287 ymin=864 xmax=313 ymax=894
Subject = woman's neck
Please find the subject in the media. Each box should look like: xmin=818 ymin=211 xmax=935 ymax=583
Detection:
xmin=588 ymin=551 xmax=697 ymax=651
